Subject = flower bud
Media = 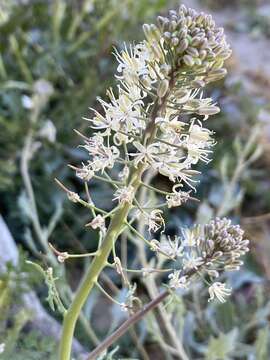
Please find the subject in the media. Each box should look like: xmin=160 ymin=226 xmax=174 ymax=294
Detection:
xmin=183 ymin=54 xmax=194 ymax=66
xmin=186 ymin=47 xmax=199 ymax=57
xmin=171 ymin=37 xmax=179 ymax=46
xmin=157 ymin=79 xmax=169 ymax=98
xmin=177 ymin=38 xmax=189 ymax=53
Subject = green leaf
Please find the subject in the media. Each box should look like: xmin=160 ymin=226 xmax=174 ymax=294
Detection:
xmin=255 ymin=327 xmax=269 ymax=360
xmin=206 ymin=329 xmax=238 ymax=360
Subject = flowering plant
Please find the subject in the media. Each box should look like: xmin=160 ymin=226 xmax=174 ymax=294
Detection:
xmin=52 ymin=5 xmax=249 ymax=359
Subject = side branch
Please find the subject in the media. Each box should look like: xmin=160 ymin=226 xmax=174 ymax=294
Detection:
xmin=87 ymin=290 xmax=170 ymax=359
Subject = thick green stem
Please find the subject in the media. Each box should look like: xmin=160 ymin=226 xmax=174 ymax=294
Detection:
xmin=58 ymin=165 xmax=145 ymax=360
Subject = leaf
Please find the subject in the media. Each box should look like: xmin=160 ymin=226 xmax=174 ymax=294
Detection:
xmin=255 ymin=327 xmax=269 ymax=360
xmin=26 ymin=261 xmax=66 ymax=314
xmin=206 ymin=328 xmax=238 ymax=360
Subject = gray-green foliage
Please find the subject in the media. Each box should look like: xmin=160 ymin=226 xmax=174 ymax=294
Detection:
xmin=0 ymin=0 xmax=170 ymax=263
xmin=1 ymin=1 xmax=270 ymax=359
xmin=0 ymin=0 xmax=170 ymax=357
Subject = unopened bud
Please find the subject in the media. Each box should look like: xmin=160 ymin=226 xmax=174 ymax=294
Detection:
xmin=183 ymin=54 xmax=194 ymax=66
xmin=157 ymin=79 xmax=169 ymax=98
xmin=177 ymin=38 xmax=189 ymax=53
xmin=197 ymin=105 xmax=220 ymax=116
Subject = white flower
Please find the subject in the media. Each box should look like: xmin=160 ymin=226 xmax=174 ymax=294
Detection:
xmin=75 ymin=164 xmax=94 ymax=181
xmin=159 ymin=236 xmax=183 ymax=258
xmin=155 ymin=162 xmax=200 ymax=189
xmin=181 ymin=228 xmax=197 ymax=247
xmin=130 ymin=142 xmax=161 ymax=166
xmin=188 ymin=122 xmax=213 ymax=144
xmin=113 ymin=186 xmax=135 ymax=204
xmin=183 ymin=253 xmax=204 ymax=270
xmin=145 ymin=209 xmax=164 ymax=233
xmin=166 ymin=185 xmax=190 ymax=208
xmin=185 ymin=143 xmax=212 ymax=165
xmin=87 ymin=87 xmax=145 ymax=137
xmin=83 ymin=135 xmax=120 ymax=172
xmin=168 ymin=271 xmax=189 ymax=290
xmin=115 ymin=43 xmax=150 ymax=85
xmin=208 ymin=282 xmax=232 ymax=303
xmin=183 ymin=96 xmax=220 ymax=119
xmin=181 ymin=225 xmax=201 ymax=247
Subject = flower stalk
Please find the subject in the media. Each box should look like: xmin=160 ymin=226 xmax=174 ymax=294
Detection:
xmin=59 ymin=164 xmax=144 ymax=360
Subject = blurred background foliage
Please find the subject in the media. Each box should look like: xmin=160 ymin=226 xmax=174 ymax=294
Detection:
xmin=0 ymin=0 xmax=270 ymax=359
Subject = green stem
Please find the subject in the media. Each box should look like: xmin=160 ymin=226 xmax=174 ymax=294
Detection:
xmin=58 ymin=74 xmax=173 ymax=359
xmin=58 ymin=164 xmax=145 ymax=360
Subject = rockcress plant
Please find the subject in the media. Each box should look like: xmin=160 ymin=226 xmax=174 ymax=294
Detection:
xmin=56 ymin=5 xmax=249 ymax=359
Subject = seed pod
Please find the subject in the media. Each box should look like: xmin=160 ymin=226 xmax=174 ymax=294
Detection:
xmin=157 ymin=79 xmax=169 ymax=98
xmin=183 ymin=54 xmax=194 ymax=66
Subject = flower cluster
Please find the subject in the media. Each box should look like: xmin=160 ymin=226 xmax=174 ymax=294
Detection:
xmin=202 ymin=217 xmax=250 ymax=271
xmin=75 ymin=4 xmax=231 ymax=198
xmin=67 ymin=5 xmax=232 ymax=241
xmin=64 ymin=5 xmax=240 ymax=305
xmin=164 ymin=218 xmax=249 ymax=302
xmin=155 ymin=5 xmax=231 ymax=83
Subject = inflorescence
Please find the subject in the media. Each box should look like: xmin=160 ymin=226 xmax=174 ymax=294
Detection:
xmin=59 ymin=4 xmax=248 ymax=306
